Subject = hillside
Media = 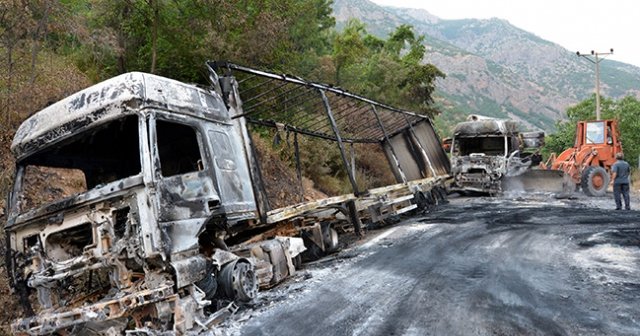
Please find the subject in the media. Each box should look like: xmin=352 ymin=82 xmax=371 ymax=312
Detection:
xmin=333 ymin=0 xmax=640 ymax=132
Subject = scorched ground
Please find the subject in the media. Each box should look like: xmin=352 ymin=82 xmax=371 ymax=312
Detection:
xmin=222 ymin=193 xmax=640 ymax=336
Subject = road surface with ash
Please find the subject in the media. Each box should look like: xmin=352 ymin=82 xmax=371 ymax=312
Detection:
xmin=222 ymin=194 xmax=640 ymax=336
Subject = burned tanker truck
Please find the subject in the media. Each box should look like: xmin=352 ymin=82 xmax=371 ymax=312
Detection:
xmin=449 ymin=115 xmax=545 ymax=194
xmin=4 ymin=62 xmax=450 ymax=335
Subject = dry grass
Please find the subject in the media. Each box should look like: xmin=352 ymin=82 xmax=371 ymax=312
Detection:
xmin=251 ymin=133 xmax=328 ymax=208
xmin=0 ymin=120 xmax=14 ymax=333
xmin=0 ymin=47 xmax=91 ymax=332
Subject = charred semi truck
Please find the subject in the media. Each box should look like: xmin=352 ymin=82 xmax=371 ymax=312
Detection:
xmin=449 ymin=115 xmax=545 ymax=194
xmin=4 ymin=62 xmax=450 ymax=335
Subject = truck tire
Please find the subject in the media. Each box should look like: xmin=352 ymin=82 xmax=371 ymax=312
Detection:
xmin=322 ymin=224 xmax=339 ymax=253
xmin=581 ymin=166 xmax=609 ymax=197
xmin=301 ymin=224 xmax=339 ymax=261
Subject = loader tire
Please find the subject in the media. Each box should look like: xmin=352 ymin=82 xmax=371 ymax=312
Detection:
xmin=581 ymin=166 xmax=609 ymax=197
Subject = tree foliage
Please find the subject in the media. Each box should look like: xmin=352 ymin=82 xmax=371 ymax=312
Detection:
xmin=2 ymin=1 xmax=443 ymax=115
xmin=330 ymin=20 xmax=445 ymax=116
xmin=53 ymin=0 xmax=337 ymax=82
xmin=0 ymin=0 xmax=76 ymax=125
xmin=545 ymin=94 xmax=640 ymax=168
xmin=0 ymin=0 xmax=446 ymax=215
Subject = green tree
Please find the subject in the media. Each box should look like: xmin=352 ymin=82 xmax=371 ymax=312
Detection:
xmin=332 ymin=19 xmax=367 ymax=85
xmin=331 ymin=20 xmax=445 ymax=116
xmin=56 ymin=0 xmax=335 ymax=82
xmin=613 ymin=96 xmax=640 ymax=169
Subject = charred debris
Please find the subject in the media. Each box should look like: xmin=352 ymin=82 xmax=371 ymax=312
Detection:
xmin=448 ymin=115 xmax=548 ymax=195
xmin=4 ymin=62 xmax=450 ymax=335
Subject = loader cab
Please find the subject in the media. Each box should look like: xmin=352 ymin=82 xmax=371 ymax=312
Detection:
xmin=575 ymin=119 xmax=622 ymax=167
xmin=580 ymin=120 xmax=617 ymax=146
xmin=584 ymin=121 xmax=605 ymax=144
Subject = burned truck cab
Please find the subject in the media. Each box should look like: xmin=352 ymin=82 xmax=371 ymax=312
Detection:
xmin=5 ymin=73 xmax=260 ymax=334
xmin=449 ymin=116 xmax=542 ymax=194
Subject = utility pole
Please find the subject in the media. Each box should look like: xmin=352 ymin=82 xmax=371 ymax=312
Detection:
xmin=576 ymin=49 xmax=613 ymax=120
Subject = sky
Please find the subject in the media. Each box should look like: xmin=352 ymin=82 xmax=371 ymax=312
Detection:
xmin=370 ymin=0 xmax=639 ymax=68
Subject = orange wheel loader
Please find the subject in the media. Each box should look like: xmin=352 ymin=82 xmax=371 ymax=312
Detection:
xmin=541 ymin=119 xmax=623 ymax=196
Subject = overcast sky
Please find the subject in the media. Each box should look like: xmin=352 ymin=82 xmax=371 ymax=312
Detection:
xmin=370 ymin=0 xmax=639 ymax=68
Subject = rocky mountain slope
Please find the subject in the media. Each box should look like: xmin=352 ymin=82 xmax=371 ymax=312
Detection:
xmin=333 ymin=0 xmax=640 ymax=132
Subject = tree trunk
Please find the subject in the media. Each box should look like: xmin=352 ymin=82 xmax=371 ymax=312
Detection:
xmin=150 ymin=0 xmax=158 ymax=74
xmin=117 ymin=2 xmax=130 ymax=74
xmin=6 ymin=44 xmax=14 ymax=126
xmin=29 ymin=2 xmax=51 ymax=85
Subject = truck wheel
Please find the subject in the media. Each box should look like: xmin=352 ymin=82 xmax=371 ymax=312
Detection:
xmin=217 ymin=259 xmax=258 ymax=302
xmin=301 ymin=224 xmax=339 ymax=261
xmin=581 ymin=166 xmax=609 ymax=197
xmin=322 ymin=224 xmax=339 ymax=253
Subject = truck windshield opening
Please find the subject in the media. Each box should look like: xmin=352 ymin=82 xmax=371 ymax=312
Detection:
xmin=456 ymin=137 xmax=506 ymax=156
xmin=16 ymin=115 xmax=141 ymax=212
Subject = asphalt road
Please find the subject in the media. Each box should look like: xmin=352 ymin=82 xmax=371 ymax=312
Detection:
xmin=235 ymin=195 xmax=640 ymax=336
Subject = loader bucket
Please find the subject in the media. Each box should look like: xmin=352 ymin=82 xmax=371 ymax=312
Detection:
xmin=502 ymin=169 xmax=573 ymax=196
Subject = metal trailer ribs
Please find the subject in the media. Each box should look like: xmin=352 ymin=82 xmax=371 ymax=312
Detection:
xmin=209 ymin=61 xmax=450 ymax=215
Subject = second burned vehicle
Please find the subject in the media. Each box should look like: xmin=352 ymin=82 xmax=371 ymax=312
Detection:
xmin=449 ymin=115 xmax=545 ymax=194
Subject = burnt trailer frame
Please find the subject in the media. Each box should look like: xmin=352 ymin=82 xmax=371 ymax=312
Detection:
xmin=208 ymin=61 xmax=450 ymax=216
xmin=4 ymin=62 xmax=450 ymax=335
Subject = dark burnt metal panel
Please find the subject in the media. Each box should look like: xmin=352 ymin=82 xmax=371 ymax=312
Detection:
xmin=5 ymin=166 xmax=24 ymax=226
xmin=381 ymin=142 xmax=404 ymax=183
xmin=403 ymin=116 xmax=438 ymax=178
xmin=411 ymin=121 xmax=451 ymax=175
xmin=386 ymin=132 xmax=423 ymax=181
xmin=382 ymin=117 xmax=450 ymax=181
xmin=293 ymin=133 xmax=304 ymax=203
xmin=230 ymin=92 xmax=271 ymax=223
xmin=244 ymin=127 xmax=271 ymax=222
